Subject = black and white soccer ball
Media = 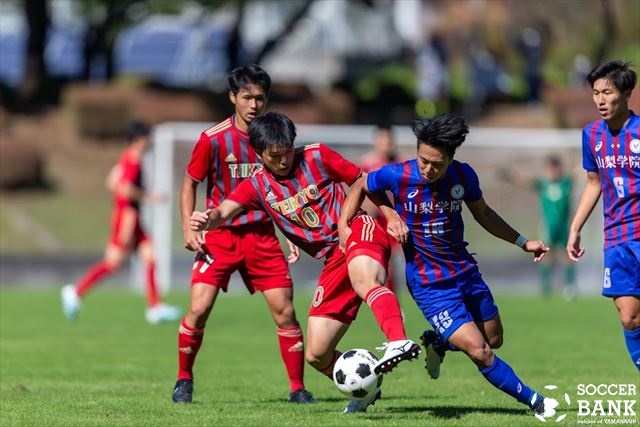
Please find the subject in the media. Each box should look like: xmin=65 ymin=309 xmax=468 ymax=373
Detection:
xmin=332 ymin=349 xmax=383 ymax=400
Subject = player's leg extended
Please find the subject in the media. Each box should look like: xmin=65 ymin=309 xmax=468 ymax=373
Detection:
xmin=138 ymin=240 xmax=182 ymax=324
xmin=61 ymin=243 xmax=126 ymax=320
xmin=346 ymin=216 xmax=419 ymax=374
xmin=613 ymin=296 xmax=640 ymax=371
xmin=262 ymin=287 xmax=314 ymax=403
xmin=449 ymin=322 xmax=557 ymax=418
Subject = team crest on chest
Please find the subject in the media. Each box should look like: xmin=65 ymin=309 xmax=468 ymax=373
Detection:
xmin=630 ymin=139 xmax=640 ymax=154
xmin=450 ymin=184 xmax=465 ymax=199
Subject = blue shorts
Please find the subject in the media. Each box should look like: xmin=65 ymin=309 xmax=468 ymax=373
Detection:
xmin=602 ymin=240 xmax=640 ymax=298
xmin=407 ymin=267 xmax=499 ymax=341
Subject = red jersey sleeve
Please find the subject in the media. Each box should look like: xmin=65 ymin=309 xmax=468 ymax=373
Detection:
xmin=225 ymin=177 xmax=263 ymax=211
xmin=186 ymin=132 xmax=212 ymax=183
xmin=318 ymin=144 xmax=362 ymax=185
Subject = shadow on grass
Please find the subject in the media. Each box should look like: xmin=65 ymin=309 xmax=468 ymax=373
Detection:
xmin=381 ymin=404 xmax=527 ymax=419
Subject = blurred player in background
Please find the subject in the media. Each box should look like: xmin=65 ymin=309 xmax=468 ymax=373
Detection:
xmin=190 ymin=112 xmax=420 ymax=413
xmin=61 ymin=121 xmax=182 ymax=324
xmin=340 ymin=114 xmax=559 ymax=420
xmin=567 ymin=60 xmax=639 ymax=371
xmin=499 ymin=156 xmax=576 ymax=299
xmin=359 ymin=124 xmax=406 ymax=293
xmin=173 ymin=65 xmax=314 ymax=405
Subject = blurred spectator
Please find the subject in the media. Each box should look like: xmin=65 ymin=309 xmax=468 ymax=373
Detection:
xmin=517 ymin=26 xmax=544 ymax=102
xmin=498 ymin=156 xmax=576 ymax=299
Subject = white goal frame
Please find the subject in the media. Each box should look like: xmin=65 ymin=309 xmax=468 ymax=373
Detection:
xmin=138 ymin=123 xmax=582 ymax=293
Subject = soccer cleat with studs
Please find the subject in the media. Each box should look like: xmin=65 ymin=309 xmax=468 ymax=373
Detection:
xmin=420 ymin=329 xmax=446 ymax=379
xmin=172 ymin=379 xmax=193 ymax=404
xmin=374 ymin=339 xmax=421 ymax=375
xmin=288 ymin=389 xmax=316 ymax=404
xmin=343 ymin=389 xmax=381 ymax=413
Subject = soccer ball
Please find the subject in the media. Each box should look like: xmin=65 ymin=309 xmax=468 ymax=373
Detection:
xmin=333 ymin=349 xmax=383 ymax=400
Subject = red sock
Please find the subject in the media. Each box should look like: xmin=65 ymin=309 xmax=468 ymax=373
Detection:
xmin=277 ymin=325 xmax=305 ymax=392
xmin=145 ymin=261 xmax=160 ymax=307
xmin=317 ymin=350 xmax=341 ymax=380
xmin=177 ymin=319 xmax=204 ymax=380
xmin=365 ymin=286 xmax=406 ymax=341
xmin=75 ymin=260 xmax=113 ymax=297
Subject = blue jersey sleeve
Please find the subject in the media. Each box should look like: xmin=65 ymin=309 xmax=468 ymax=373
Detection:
xmin=462 ymin=163 xmax=483 ymax=202
xmin=581 ymin=127 xmax=598 ymax=172
xmin=367 ymin=164 xmax=399 ymax=194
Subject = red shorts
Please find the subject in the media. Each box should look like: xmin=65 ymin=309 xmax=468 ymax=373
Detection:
xmin=108 ymin=206 xmax=148 ymax=249
xmin=308 ymin=215 xmax=391 ymax=324
xmin=190 ymin=223 xmax=293 ymax=293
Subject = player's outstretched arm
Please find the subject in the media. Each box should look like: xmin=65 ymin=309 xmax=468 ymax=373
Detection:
xmin=567 ymin=171 xmax=601 ymax=262
xmin=467 ymin=197 xmax=549 ymax=262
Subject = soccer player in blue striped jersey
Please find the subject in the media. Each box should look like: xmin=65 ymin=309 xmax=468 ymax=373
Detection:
xmin=338 ymin=113 xmax=558 ymax=420
xmin=567 ymin=60 xmax=639 ymax=371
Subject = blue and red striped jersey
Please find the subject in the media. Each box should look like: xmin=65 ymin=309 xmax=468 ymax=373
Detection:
xmin=186 ymin=115 xmax=270 ymax=228
xmin=227 ymin=144 xmax=363 ymax=259
xmin=367 ymin=159 xmax=482 ymax=285
xmin=582 ymin=112 xmax=640 ymax=248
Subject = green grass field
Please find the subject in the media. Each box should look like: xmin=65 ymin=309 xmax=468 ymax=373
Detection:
xmin=0 ymin=289 xmax=636 ymax=426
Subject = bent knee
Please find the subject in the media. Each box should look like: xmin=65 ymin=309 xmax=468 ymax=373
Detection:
xmin=620 ymin=312 xmax=640 ymax=330
xmin=488 ymin=335 xmax=503 ymax=349
xmin=467 ymin=345 xmax=494 ymax=367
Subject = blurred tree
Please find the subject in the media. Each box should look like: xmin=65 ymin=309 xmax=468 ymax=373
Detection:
xmin=17 ymin=0 xmax=49 ymax=109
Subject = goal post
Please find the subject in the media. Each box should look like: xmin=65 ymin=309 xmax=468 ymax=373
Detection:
xmin=134 ymin=123 xmax=601 ymax=295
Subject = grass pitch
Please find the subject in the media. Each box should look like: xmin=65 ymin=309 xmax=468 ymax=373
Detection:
xmin=0 ymin=289 xmax=635 ymax=426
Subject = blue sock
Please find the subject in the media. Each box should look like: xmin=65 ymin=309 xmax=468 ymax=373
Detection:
xmin=623 ymin=327 xmax=640 ymax=372
xmin=480 ymin=356 xmax=538 ymax=407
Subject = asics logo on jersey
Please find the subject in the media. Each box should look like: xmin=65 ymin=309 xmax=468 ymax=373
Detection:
xmin=407 ymin=189 xmax=420 ymax=199
xmin=228 ymin=162 xmax=262 ymax=178
xmin=595 ymin=140 xmax=603 ymax=151
xmin=270 ymin=184 xmax=321 ymax=215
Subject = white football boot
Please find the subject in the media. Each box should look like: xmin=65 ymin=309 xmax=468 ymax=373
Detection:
xmin=61 ymin=284 xmax=80 ymax=320
xmin=145 ymin=303 xmax=182 ymax=325
xmin=374 ymin=339 xmax=421 ymax=375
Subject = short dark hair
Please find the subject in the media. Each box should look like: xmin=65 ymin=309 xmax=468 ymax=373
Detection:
xmin=546 ymin=154 xmax=563 ymax=168
xmin=248 ymin=112 xmax=296 ymax=154
xmin=586 ymin=60 xmax=637 ymax=93
xmin=410 ymin=113 xmax=469 ymax=158
xmin=228 ymin=64 xmax=271 ymax=97
xmin=127 ymin=120 xmax=151 ymax=142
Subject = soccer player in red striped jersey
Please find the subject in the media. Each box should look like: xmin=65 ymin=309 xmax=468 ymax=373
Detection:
xmin=61 ymin=122 xmax=182 ymax=324
xmin=172 ymin=65 xmax=314 ymax=405
xmin=568 ymin=60 xmax=639 ymax=371
xmin=190 ymin=112 xmax=420 ymax=413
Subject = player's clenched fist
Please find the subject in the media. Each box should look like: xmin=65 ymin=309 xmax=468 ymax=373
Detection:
xmin=190 ymin=209 xmax=211 ymax=232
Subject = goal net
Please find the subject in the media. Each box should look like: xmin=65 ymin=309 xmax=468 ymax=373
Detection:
xmin=138 ymin=123 xmax=603 ymax=296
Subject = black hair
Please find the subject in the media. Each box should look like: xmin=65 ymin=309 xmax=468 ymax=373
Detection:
xmin=410 ymin=113 xmax=469 ymax=159
xmin=586 ymin=61 xmax=637 ymax=93
xmin=248 ymin=112 xmax=296 ymax=154
xmin=545 ymin=154 xmax=563 ymax=168
xmin=228 ymin=64 xmax=272 ymax=97
xmin=127 ymin=121 xmax=151 ymax=143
